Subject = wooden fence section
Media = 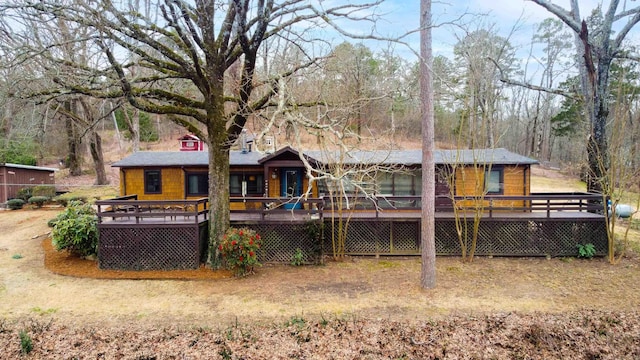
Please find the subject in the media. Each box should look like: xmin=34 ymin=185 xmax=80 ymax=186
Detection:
xmin=320 ymin=192 xmax=604 ymax=216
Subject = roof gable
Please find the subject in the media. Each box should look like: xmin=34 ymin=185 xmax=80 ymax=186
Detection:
xmin=258 ymin=146 xmax=321 ymax=166
xmin=178 ymin=134 xmax=201 ymax=141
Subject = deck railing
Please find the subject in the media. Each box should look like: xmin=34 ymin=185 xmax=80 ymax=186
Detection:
xmin=95 ymin=192 xmax=605 ymax=222
xmin=330 ymin=192 xmax=604 ymax=217
xmin=96 ymin=196 xmax=209 ymax=224
xmin=230 ymin=197 xmax=325 ymax=221
xmin=232 ymin=192 xmax=604 ymax=219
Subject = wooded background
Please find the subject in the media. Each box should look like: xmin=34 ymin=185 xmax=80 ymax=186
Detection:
xmin=2 ymin=1 xmax=638 ymax=189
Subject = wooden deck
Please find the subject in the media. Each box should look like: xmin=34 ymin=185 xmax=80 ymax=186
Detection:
xmin=229 ymin=209 xmax=604 ymax=222
xmin=95 ymin=193 xmax=609 ymax=264
xmin=98 ymin=211 xmax=209 ymax=225
xmin=95 ymin=193 xmax=607 ymax=225
xmin=228 ymin=193 xmax=606 ymax=222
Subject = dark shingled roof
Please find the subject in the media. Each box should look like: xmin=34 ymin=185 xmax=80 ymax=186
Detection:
xmin=112 ymin=148 xmax=538 ymax=168
xmin=112 ymin=151 xmax=265 ymax=167
xmin=305 ymin=148 xmax=538 ymax=166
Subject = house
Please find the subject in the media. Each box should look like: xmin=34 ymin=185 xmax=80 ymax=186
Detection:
xmin=178 ymin=134 xmax=206 ymax=152
xmin=102 ymin=147 xmax=609 ymax=268
xmin=111 ymin=146 xmax=538 ymax=209
xmin=0 ymin=163 xmax=57 ymax=204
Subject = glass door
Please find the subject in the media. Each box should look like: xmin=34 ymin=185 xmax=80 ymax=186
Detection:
xmin=281 ymin=168 xmax=302 ymax=209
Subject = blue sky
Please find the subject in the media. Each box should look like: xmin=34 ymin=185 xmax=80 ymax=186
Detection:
xmin=354 ymin=0 xmax=636 ymax=62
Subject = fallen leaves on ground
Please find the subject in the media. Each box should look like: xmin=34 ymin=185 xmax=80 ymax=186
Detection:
xmin=1 ymin=310 xmax=639 ymax=359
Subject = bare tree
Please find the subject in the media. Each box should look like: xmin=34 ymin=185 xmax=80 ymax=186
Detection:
xmin=1 ymin=0 xmax=389 ymax=267
xmin=324 ymin=42 xmax=378 ymax=138
xmin=527 ymin=18 xmax=573 ymax=160
xmin=528 ymin=0 xmax=640 ymax=193
xmin=0 ymin=2 xmax=113 ymax=180
xmin=262 ymin=78 xmax=402 ymax=261
xmin=440 ymin=149 xmax=495 ymax=263
xmin=453 ymin=26 xmax=518 ymax=148
xmin=420 ymin=0 xmax=436 ymax=289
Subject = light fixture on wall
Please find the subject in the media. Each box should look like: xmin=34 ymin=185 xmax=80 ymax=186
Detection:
xmin=271 ymin=168 xmax=278 ymax=179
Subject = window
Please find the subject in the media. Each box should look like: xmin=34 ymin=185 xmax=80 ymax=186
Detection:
xmin=245 ymin=174 xmax=264 ymax=195
xmin=186 ymin=172 xmax=208 ymax=196
xmin=375 ymin=171 xmax=420 ymax=195
xmin=377 ymin=172 xmax=393 ymax=195
xmin=230 ymin=174 xmax=242 ymax=195
xmin=394 ymin=174 xmax=414 ymax=195
xmin=230 ymin=173 xmax=264 ymax=196
xmin=144 ymin=169 xmax=161 ymax=194
xmin=485 ymin=167 xmax=503 ymax=194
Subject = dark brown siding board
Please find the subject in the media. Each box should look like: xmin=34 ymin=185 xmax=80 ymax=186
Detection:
xmin=0 ymin=165 xmax=55 ymax=203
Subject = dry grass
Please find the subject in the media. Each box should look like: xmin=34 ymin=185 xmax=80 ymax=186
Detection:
xmin=3 ymin=198 xmax=640 ymax=357
xmin=530 ymin=165 xmax=586 ymax=193
xmin=2 ymin=208 xmax=640 ymax=330
xmin=2 ymin=165 xmax=640 ymax=357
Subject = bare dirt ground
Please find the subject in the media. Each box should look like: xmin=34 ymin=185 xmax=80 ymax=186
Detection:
xmin=1 ymin=207 xmax=640 ymax=358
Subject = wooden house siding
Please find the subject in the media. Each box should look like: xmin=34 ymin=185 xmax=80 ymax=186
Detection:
xmin=112 ymin=148 xmax=536 ymax=212
xmin=454 ymin=165 xmax=529 ymax=209
xmin=121 ymin=168 xmax=186 ymax=200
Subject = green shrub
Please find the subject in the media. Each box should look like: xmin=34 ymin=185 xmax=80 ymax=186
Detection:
xmin=33 ymin=185 xmax=56 ymax=198
xmin=19 ymin=330 xmax=32 ymax=354
xmin=51 ymin=201 xmax=98 ymax=257
xmin=28 ymin=196 xmax=49 ymax=208
xmin=69 ymin=196 xmax=88 ymax=204
xmin=6 ymin=199 xmax=25 ymax=210
xmin=291 ymin=248 xmax=305 ymax=266
xmin=16 ymin=187 xmax=33 ymax=202
xmin=219 ymin=228 xmax=262 ymax=276
xmin=577 ymin=243 xmax=596 ymax=259
xmin=0 ymin=139 xmax=37 ymax=166
xmin=53 ymin=197 xmax=68 ymax=207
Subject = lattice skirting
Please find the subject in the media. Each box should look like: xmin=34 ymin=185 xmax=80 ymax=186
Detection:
xmin=98 ymin=223 xmax=207 ymax=270
xmin=235 ymin=218 xmax=607 ymax=262
xmin=235 ymin=222 xmax=323 ymax=264
xmin=97 ymin=217 xmax=607 ymax=268
xmin=320 ymin=218 xmax=607 ymax=257
xmin=322 ymin=220 xmax=419 ymax=254
xmin=435 ymin=219 xmax=608 ymax=257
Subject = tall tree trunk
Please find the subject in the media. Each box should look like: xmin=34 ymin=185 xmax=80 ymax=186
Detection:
xmin=121 ymin=107 xmax=140 ymax=152
xmin=528 ymin=0 xmax=634 ymax=192
xmin=65 ymin=100 xmax=82 ymax=176
xmin=89 ymin=129 xmax=108 ymax=185
xmin=36 ymin=107 xmax=48 ymax=163
xmin=133 ymin=109 xmax=140 ymax=151
xmin=206 ymin=85 xmax=230 ymax=269
xmin=580 ymin=21 xmax=611 ymax=194
xmin=420 ymin=0 xmax=436 ymax=289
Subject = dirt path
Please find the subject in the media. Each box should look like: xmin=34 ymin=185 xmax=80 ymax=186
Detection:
xmin=1 ymin=209 xmax=640 ymax=330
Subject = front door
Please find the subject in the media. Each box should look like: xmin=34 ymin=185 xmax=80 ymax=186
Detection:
xmin=281 ymin=168 xmax=303 ymax=209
